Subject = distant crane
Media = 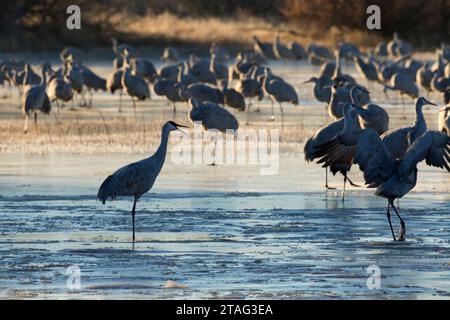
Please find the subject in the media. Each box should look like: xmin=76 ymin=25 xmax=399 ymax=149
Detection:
xmin=97 ymin=121 xmax=189 ymax=245
xmin=439 ymin=105 xmax=450 ymax=134
xmin=22 ymin=67 xmax=51 ymax=133
xmin=262 ymin=68 xmax=298 ymax=120
xmin=188 ymin=98 xmax=239 ymax=165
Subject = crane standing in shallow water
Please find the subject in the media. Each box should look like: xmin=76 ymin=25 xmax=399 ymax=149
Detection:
xmin=314 ymin=104 xmax=450 ymax=241
xmin=97 ymin=121 xmax=189 ymax=246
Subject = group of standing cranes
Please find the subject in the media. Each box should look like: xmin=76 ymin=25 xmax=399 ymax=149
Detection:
xmin=1 ymin=33 xmax=449 ymax=244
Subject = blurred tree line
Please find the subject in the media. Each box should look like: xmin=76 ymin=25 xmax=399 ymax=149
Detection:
xmin=0 ymin=0 xmax=448 ymax=50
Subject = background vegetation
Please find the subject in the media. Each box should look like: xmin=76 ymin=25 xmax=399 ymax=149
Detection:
xmin=0 ymin=0 xmax=448 ymax=52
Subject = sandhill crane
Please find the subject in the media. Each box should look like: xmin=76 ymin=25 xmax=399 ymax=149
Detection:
xmin=97 ymin=121 xmax=189 ymax=245
xmin=315 ymin=104 xmax=450 ymax=241
xmin=303 ymin=76 xmax=332 ymax=103
xmin=22 ymin=68 xmax=51 ymax=133
xmin=153 ymin=77 xmax=184 ymax=114
xmin=263 ymin=68 xmax=298 ymax=120
xmin=210 ymin=52 xmax=228 ymax=80
xmin=210 ymin=43 xmax=228 ymax=64
xmin=182 ymin=82 xmax=224 ymax=105
xmin=64 ymin=55 xmax=85 ymax=107
xmin=177 ymin=63 xmax=198 ymax=86
xmin=188 ymin=98 xmax=239 ymax=165
xmin=439 ymin=105 xmax=450 ymax=134
xmin=332 ymin=48 xmax=356 ymax=85
xmin=60 ymin=46 xmax=82 ymax=64
xmin=131 ymin=58 xmax=158 ymax=84
xmin=273 ymin=34 xmax=295 ymax=60
xmin=45 ymin=64 xmax=73 ymax=112
xmin=381 ymin=97 xmax=437 ymax=159
xmin=307 ymin=44 xmax=333 ymax=65
xmin=220 ymin=79 xmax=245 ymax=111
xmin=327 ymin=85 xmax=353 ymax=119
xmin=230 ymin=53 xmax=258 ymax=79
xmin=22 ymin=64 xmax=41 ymax=91
xmin=159 ymin=63 xmax=179 ymax=81
xmin=383 ymin=71 xmax=419 ymax=118
xmin=445 ymin=91 xmax=450 ymax=104
xmin=416 ymin=63 xmax=434 ymax=93
xmin=305 ymin=104 xmax=360 ymax=198
xmin=162 ymin=47 xmax=179 ymax=62
xmin=111 ymin=37 xmax=136 ymax=58
xmin=430 ymin=74 xmax=450 ymax=94
xmin=235 ymin=66 xmax=263 ymax=123
xmin=350 ymin=86 xmax=389 ymax=135
xmin=121 ymin=51 xmax=150 ymax=117
xmin=338 ymin=42 xmax=360 ymax=60
xmin=374 ymin=41 xmax=388 ymax=57
xmin=320 ymin=61 xmax=336 ymax=78
xmin=80 ymin=66 xmax=106 ymax=106
xmin=353 ymin=55 xmax=379 ymax=85
xmin=288 ymin=41 xmax=307 ymax=60
xmin=253 ymin=35 xmax=276 ymax=60
xmin=387 ymin=32 xmax=412 ymax=57
xmin=106 ymin=68 xmax=123 ymax=111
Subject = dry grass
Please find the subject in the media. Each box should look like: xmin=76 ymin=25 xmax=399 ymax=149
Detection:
xmin=105 ymin=12 xmax=383 ymax=50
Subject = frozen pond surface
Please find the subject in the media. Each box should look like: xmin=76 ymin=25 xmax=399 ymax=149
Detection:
xmin=0 ymin=58 xmax=449 ymax=299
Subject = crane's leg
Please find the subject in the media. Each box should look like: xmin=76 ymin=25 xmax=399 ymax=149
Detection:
xmin=342 ymin=175 xmax=347 ymax=202
xmin=208 ymin=136 xmax=217 ymax=166
xmin=390 ymin=200 xmax=405 ymax=241
xmin=386 ymin=202 xmax=397 ymax=241
xmin=172 ymin=102 xmax=176 ymax=116
xmin=34 ymin=112 xmax=37 ymax=132
xmin=118 ymin=91 xmax=123 ymax=112
xmin=131 ymin=198 xmax=137 ymax=246
xmin=400 ymin=94 xmax=406 ymax=119
xmin=343 ymin=172 xmax=361 ymax=187
xmin=325 ymin=168 xmax=336 ymax=190
xmin=246 ymin=98 xmax=252 ymax=125
xmin=89 ymin=90 xmax=93 ymax=107
xmin=270 ymin=99 xmax=275 ymax=121
xmin=23 ymin=114 xmax=29 ymax=134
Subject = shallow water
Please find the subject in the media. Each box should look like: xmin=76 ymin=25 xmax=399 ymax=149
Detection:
xmin=0 ymin=57 xmax=449 ymax=299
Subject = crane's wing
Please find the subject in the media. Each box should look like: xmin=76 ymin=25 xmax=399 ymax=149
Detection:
xmin=353 ymin=128 xmax=397 ymax=188
xmin=400 ymin=130 xmax=450 ymax=176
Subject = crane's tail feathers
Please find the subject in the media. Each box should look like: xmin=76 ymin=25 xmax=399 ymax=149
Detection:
xmin=97 ymin=175 xmax=117 ymax=204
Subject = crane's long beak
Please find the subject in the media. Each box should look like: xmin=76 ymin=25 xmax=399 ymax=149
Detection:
xmin=175 ymin=123 xmax=190 ymax=135
xmin=425 ymin=99 xmax=438 ymax=106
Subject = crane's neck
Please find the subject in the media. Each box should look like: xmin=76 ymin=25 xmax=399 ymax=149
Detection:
xmin=40 ymin=68 xmax=47 ymax=88
xmin=414 ymin=101 xmax=426 ymax=132
xmin=334 ymin=52 xmax=341 ymax=78
xmin=153 ymin=126 xmax=171 ymax=166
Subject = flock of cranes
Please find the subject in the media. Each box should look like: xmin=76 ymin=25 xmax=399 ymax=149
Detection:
xmin=1 ymin=33 xmax=450 ymax=244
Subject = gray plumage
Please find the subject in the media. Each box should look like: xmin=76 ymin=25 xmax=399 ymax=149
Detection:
xmin=81 ymin=66 xmax=107 ymax=91
xmin=416 ymin=63 xmax=434 ymax=92
xmin=188 ymin=98 xmax=238 ymax=132
xmin=122 ymin=58 xmax=150 ymax=101
xmin=183 ymin=83 xmax=224 ymax=104
xmin=263 ymin=68 xmax=298 ymax=106
xmin=381 ymin=97 xmax=437 ymax=159
xmin=162 ymin=47 xmax=180 ymax=62
xmin=97 ymin=121 xmax=188 ymax=243
xmin=383 ymin=71 xmax=419 ymax=99
xmin=273 ymin=34 xmax=295 ymax=60
xmin=353 ymin=55 xmax=379 ymax=83
xmin=22 ymin=68 xmax=51 ymax=133
xmin=131 ymin=58 xmax=157 ymax=83
xmin=313 ymin=103 xmax=450 ymax=240
xmin=288 ymin=41 xmax=307 ymax=60
xmin=253 ymin=35 xmax=276 ymax=60
xmin=303 ymin=76 xmax=332 ymax=103
xmin=350 ymin=86 xmax=389 ymax=135
xmin=221 ymin=79 xmax=245 ymax=111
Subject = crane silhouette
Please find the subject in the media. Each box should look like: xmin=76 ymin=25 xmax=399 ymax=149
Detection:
xmin=97 ymin=121 xmax=189 ymax=245
xmin=314 ymin=103 xmax=450 ymax=241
